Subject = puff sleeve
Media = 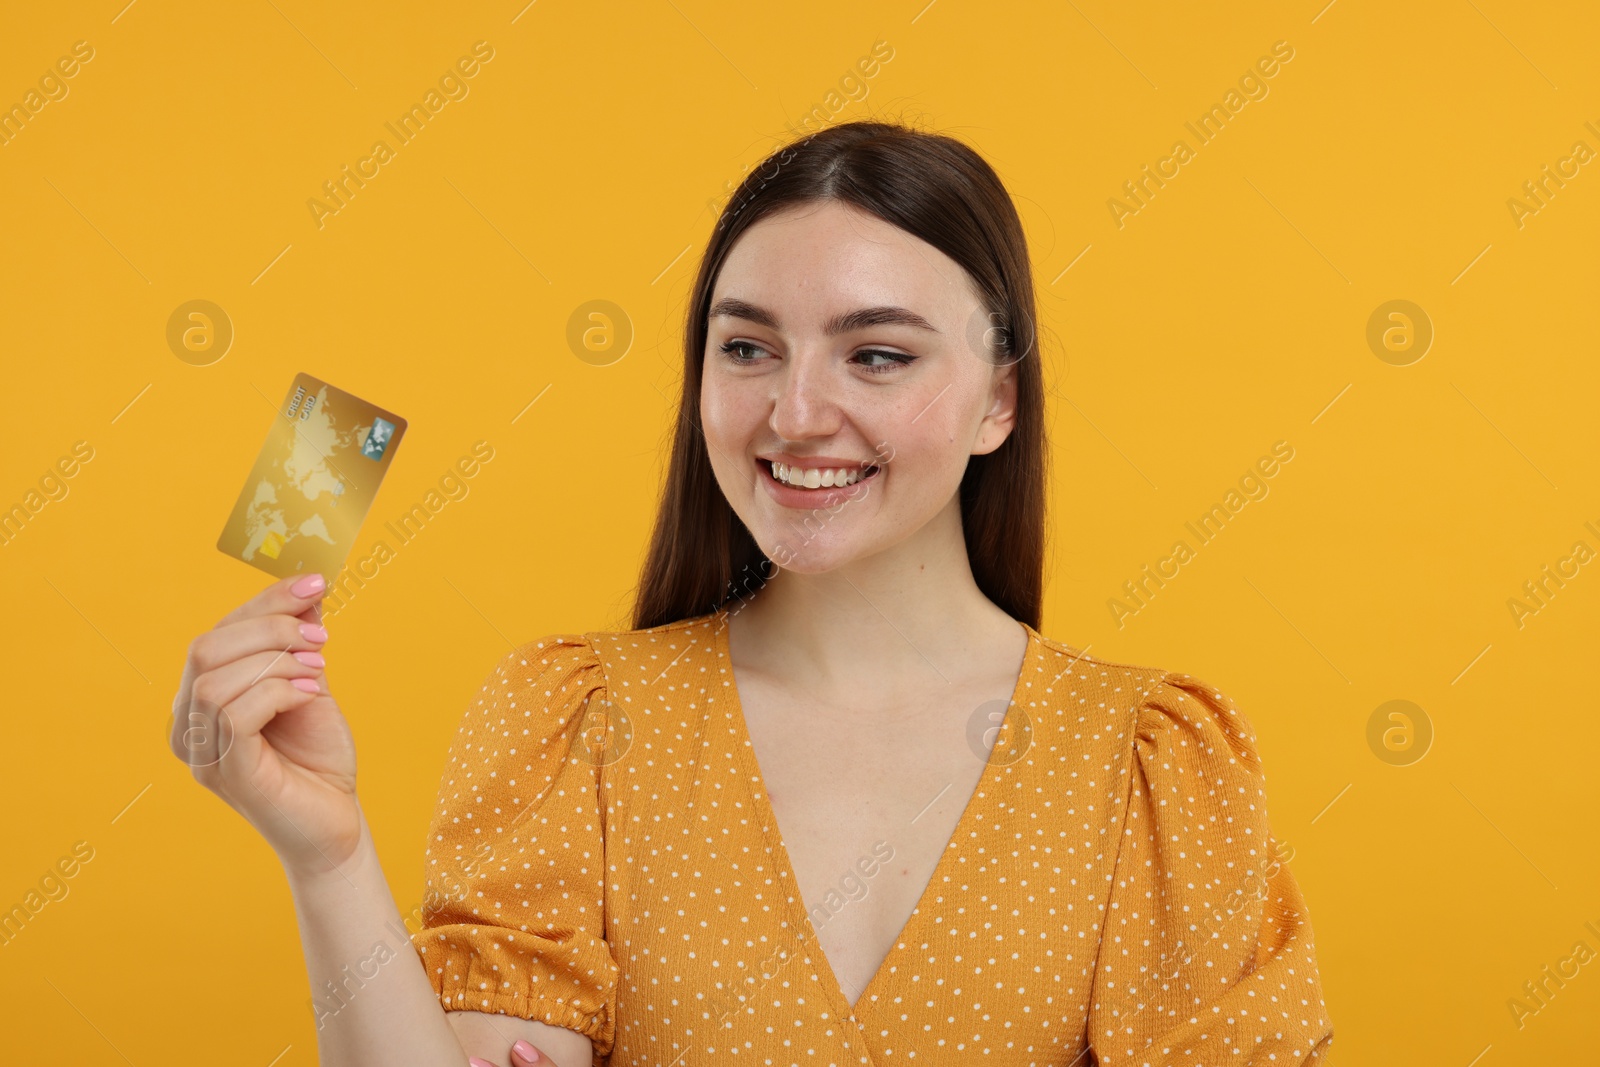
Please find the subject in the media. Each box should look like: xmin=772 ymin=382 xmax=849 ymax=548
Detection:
xmin=1086 ymin=671 xmax=1335 ymax=1064
xmin=409 ymin=635 xmax=619 ymax=1059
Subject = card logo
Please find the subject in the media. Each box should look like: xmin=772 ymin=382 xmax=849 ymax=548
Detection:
xmin=363 ymin=417 xmax=396 ymax=461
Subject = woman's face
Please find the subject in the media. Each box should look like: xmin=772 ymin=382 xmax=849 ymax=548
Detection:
xmin=700 ymin=198 xmax=1018 ymax=573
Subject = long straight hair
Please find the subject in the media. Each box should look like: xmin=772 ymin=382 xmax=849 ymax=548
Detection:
xmin=630 ymin=120 xmax=1048 ymax=632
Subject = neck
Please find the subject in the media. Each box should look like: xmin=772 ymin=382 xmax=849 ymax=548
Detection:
xmin=723 ymin=500 xmax=1018 ymax=703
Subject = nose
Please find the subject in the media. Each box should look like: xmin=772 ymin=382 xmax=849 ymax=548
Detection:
xmin=767 ymin=346 xmax=844 ymax=442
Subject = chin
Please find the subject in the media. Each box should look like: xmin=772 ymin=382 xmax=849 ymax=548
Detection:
xmin=763 ymin=554 xmax=833 ymax=575
xmin=758 ymin=534 xmax=877 ymax=574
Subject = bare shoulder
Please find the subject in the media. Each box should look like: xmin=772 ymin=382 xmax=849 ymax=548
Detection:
xmin=446 ymin=1011 xmax=594 ymax=1067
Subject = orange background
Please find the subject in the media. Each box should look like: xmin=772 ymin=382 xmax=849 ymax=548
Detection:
xmin=2 ymin=1 xmax=1597 ymax=1062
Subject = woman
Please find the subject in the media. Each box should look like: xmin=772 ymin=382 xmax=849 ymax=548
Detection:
xmin=174 ymin=120 xmax=1335 ymax=1066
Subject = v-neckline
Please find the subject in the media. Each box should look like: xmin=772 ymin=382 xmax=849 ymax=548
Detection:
xmin=712 ymin=610 xmax=1038 ymax=1025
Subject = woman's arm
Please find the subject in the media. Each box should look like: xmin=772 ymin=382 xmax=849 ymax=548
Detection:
xmin=287 ymin=820 xmax=592 ymax=1066
xmin=450 ymin=1012 xmax=591 ymax=1067
xmin=172 ymin=573 xmax=590 ymax=1066
xmin=1085 ymin=670 xmax=1335 ymax=1063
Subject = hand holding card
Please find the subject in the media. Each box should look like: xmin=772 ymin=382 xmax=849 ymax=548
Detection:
xmin=217 ymin=372 xmax=406 ymax=583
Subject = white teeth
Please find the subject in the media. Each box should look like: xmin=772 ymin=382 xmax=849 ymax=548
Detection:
xmin=769 ymin=462 xmax=871 ymax=488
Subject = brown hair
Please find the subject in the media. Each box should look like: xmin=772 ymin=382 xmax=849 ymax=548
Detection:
xmin=630 ymin=119 xmax=1048 ymax=632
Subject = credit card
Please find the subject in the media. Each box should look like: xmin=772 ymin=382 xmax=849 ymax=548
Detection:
xmin=217 ymin=372 xmax=407 ymax=582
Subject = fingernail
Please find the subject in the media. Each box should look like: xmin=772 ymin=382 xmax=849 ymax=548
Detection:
xmin=291 ymin=677 xmax=320 ymax=693
xmin=291 ymin=573 xmax=326 ymax=598
xmin=513 ymin=1040 xmax=541 ymax=1062
xmin=292 ymin=650 xmax=325 ymax=668
xmin=299 ymin=623 xmax=328 ymax=643
xmin=469 ymin=1059 xmax=499 ymax=1067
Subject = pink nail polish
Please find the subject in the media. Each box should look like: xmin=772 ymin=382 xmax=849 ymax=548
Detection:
xmin=513 ymin=1040 xmax=541 ymax=1062
xmin=299 ymin=623 xmax=328 ymax=643
xmin=292 ymin=650 xmax=325 ymax=668
xmin=468 ymin=1059 xmax=498 ymax=1067
xmin=291 ymin=677 xmax=319 ymax=693
xmin=291 ymin=573 xmax=326 ymax=598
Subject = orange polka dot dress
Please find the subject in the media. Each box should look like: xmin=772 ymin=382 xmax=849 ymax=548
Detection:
xmin=410 ymin=611 xmax=1335 ymax=1065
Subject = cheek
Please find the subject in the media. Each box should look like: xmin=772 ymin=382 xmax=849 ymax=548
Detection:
xmin=700 ymin=376 xmax=745 ymax=447
xmin=875 ymin=389 xmax=964 ymax=461
xmin=699 ymin=374 xmax=764 ymax=479
xmin=874 ymin=396 xmax=985 ymax=497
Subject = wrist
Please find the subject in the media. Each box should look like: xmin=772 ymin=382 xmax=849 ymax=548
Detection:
xmin=282 ymin=808 xmax=378 ymax=899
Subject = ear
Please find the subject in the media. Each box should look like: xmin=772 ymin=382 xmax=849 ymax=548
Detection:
xmin=972 ymin=360 xmax=1019 ymax=456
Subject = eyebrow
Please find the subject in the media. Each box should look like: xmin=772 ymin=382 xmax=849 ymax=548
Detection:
xmin=708 ymin=297 xmax=940 ymax=336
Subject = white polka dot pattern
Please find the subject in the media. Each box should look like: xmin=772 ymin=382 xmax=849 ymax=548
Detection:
xmin=409 ymin=613 xmax=1335 ymax=1066
xmin=1084 ymin=671 xmax=1335 ymax=1065
xmin=411 ymin=630 xmax=620 ymax=1055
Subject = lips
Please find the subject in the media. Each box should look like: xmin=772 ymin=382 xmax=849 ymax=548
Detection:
xmin=756 ymin=452 xmax=883 ymax=470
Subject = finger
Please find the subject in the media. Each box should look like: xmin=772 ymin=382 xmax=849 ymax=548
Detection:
xmin=511 ymin=1040 xmax=546 ymax=1064
xmin=189 ymin=611 xmax=328 ymax=675
xmin=221 ymin=675 xmax=323 ymax=743
xmin=173 ymin=677 xmax=318 ymax=772
xmin=191 ymin=646 xmax=326 ymax=714
xmin=214 ymin=572 xmax=329 ymax=630
xmin=173 ymin=592 xmax=325 ymax=736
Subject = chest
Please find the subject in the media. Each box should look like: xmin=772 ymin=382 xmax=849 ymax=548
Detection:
xmin=599 ymin=631 xmax=1132 ymax=1063
xmin=735 ymin=681 xmax=1004 ymax=1008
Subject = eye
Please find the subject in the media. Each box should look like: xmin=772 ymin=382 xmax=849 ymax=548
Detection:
xmin=852 ymin=349 xmax=917 ymax=374
xmin=716 ymin=340 xmax=918 ymax=375
xmin=718 ymin=339 xmax=768 ymax=365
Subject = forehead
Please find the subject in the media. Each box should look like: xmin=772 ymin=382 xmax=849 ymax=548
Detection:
xmin=712 ymin=200 xmax=977 ymax=317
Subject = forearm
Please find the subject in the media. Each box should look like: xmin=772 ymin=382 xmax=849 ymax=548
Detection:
xmin=286 ymin=812 xmax=465 ymax=1067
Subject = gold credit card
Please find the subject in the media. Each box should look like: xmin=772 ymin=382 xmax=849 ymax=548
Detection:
xmin=217 ymin=372 xmax=406 ymax=582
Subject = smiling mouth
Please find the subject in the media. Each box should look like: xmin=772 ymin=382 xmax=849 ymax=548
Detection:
xmin=759 ymin=459 xmax=881 ymax=490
